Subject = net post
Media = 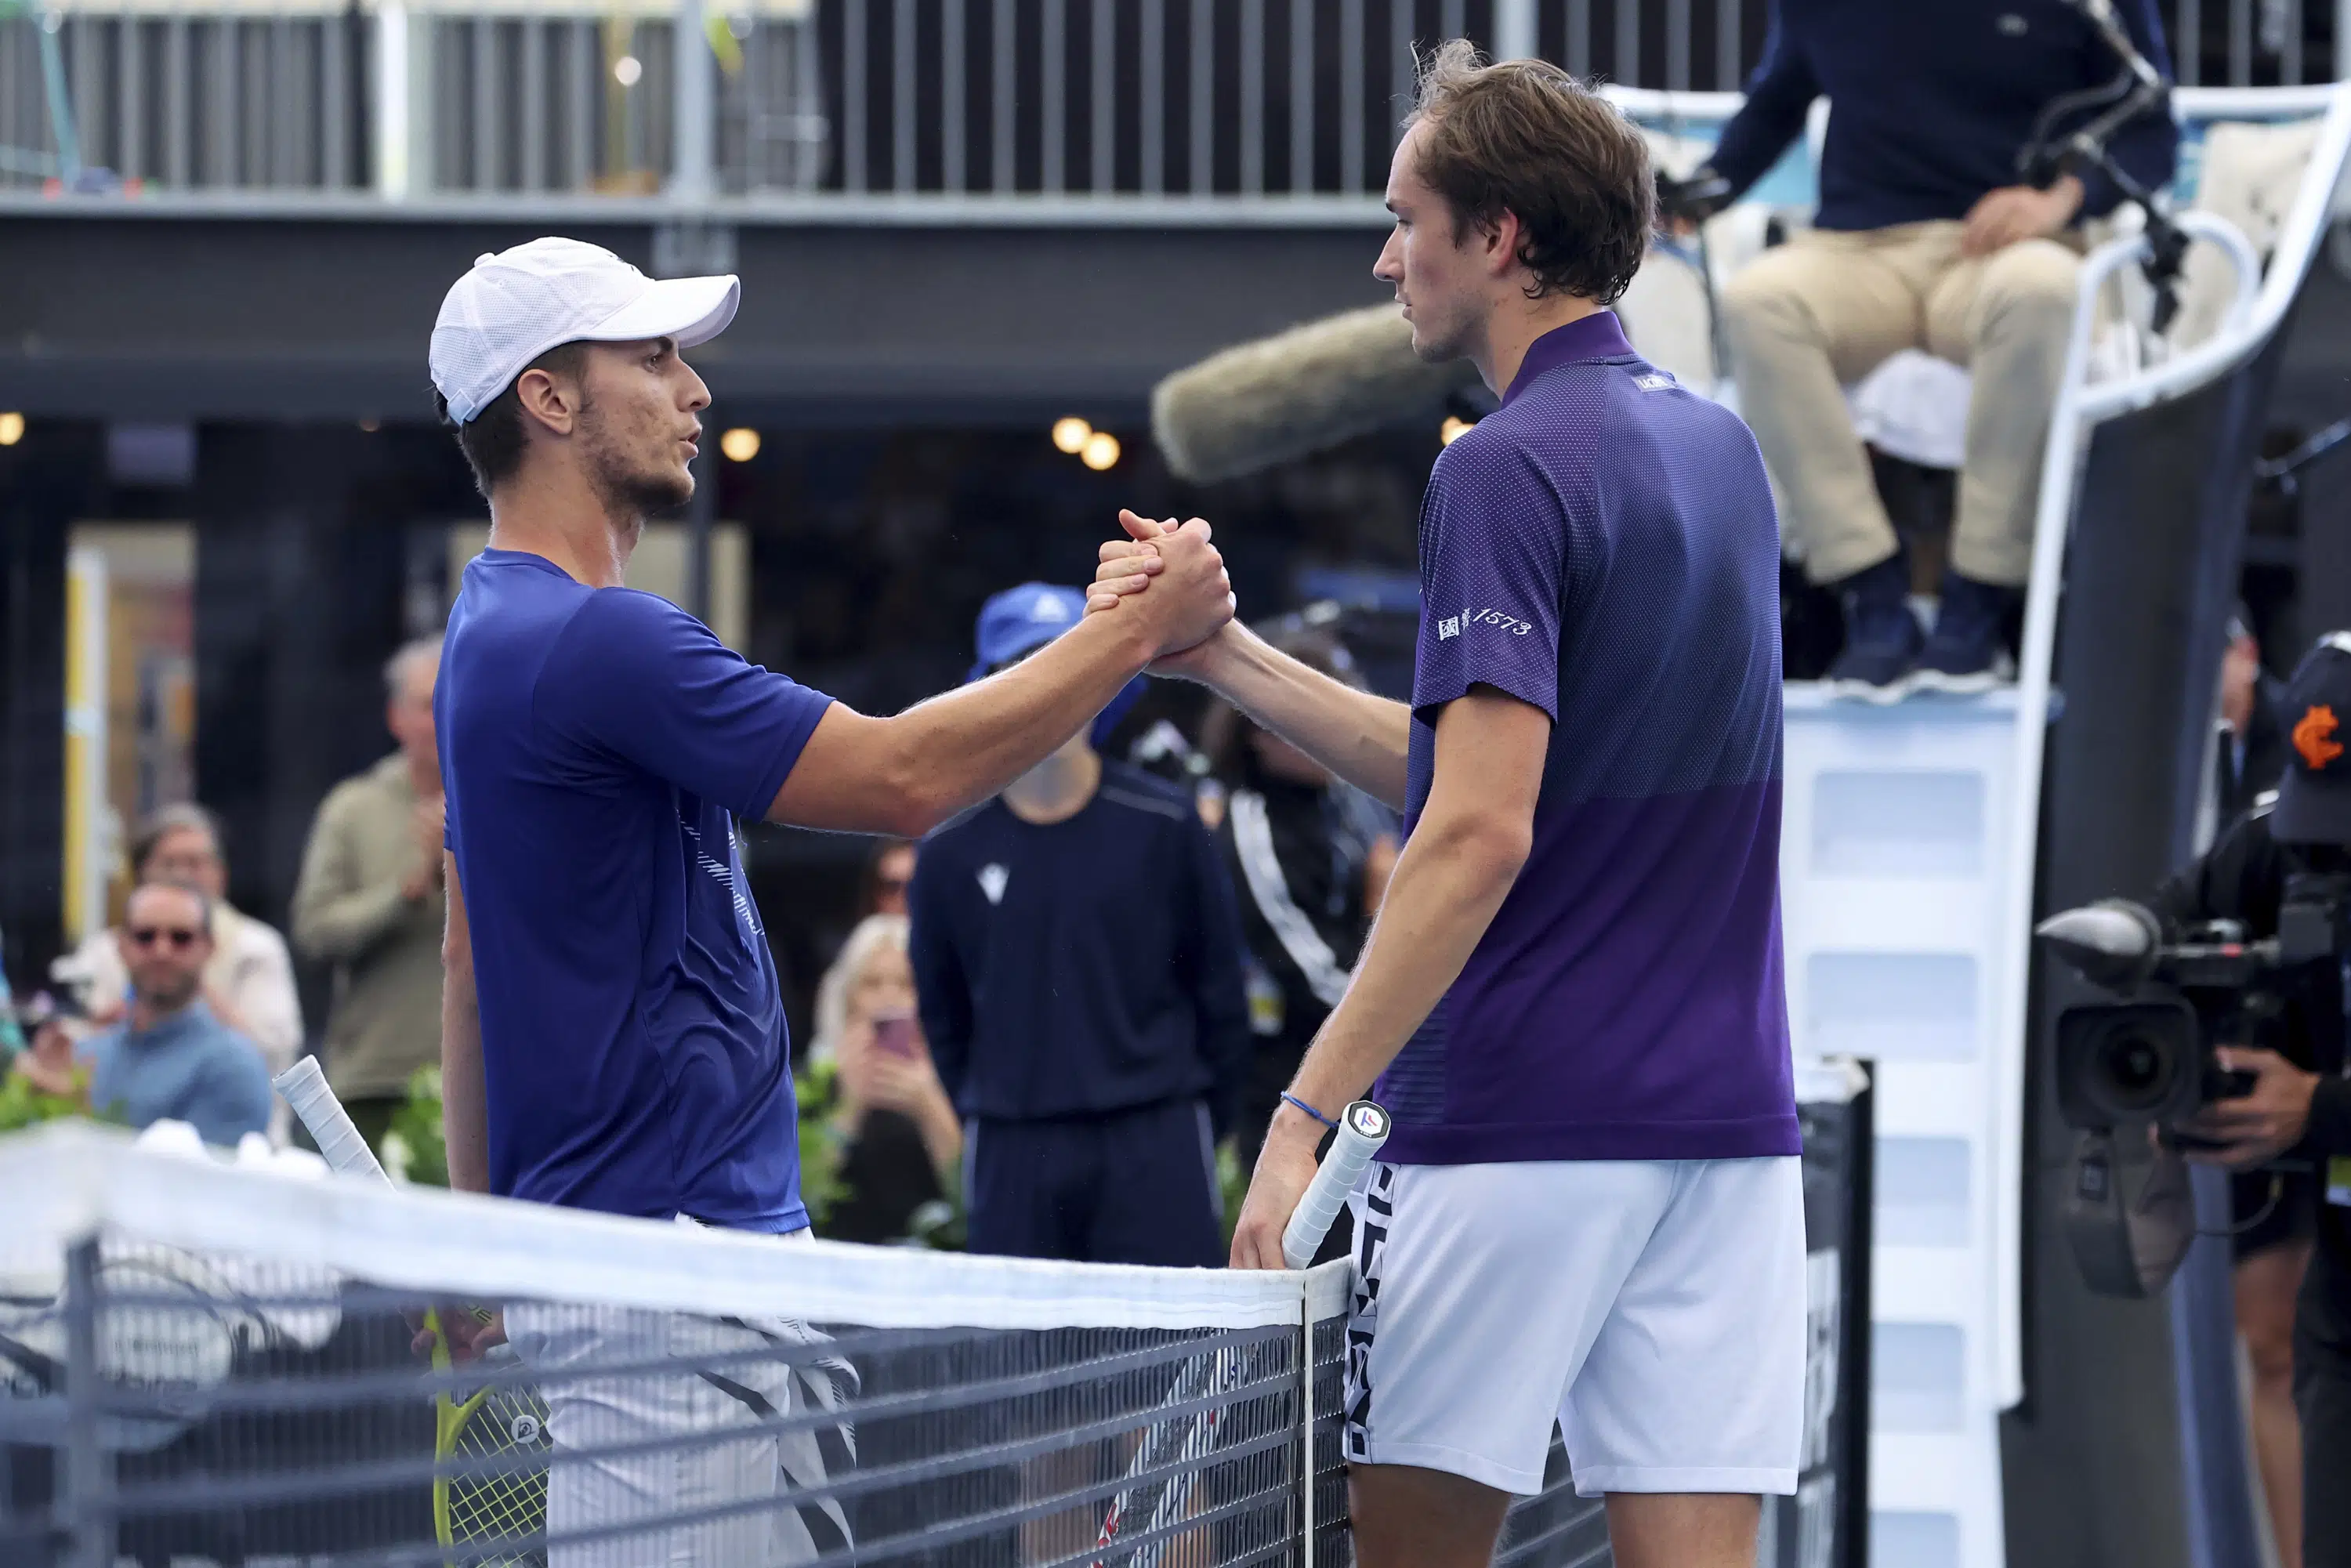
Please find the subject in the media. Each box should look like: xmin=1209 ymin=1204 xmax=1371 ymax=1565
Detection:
xmin=1298 ymin=1283 xmax=1315 ymax=1568
xmin=61 ymin=1238 xmax=109 ymax=1568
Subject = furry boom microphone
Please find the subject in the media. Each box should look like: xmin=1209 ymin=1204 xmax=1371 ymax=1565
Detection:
xmin=1149 ymin=304 xmax=1483 ymax=483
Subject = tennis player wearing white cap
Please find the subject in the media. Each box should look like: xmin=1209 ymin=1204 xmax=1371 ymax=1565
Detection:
xmin=423 ymin=237 xmax=1237 ymax=1564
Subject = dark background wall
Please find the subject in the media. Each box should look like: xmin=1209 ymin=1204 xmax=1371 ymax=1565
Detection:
xmin=0 ymin=216 xmax=1396 ymax=425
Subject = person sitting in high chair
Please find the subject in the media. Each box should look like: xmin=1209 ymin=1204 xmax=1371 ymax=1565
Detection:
xmin=1689 ymin=0 xmax=2178 ymax=699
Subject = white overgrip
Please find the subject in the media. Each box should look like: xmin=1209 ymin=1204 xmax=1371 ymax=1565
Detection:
xmin=273 ymin=1056 xmax=391 ymax=1186
xmin=1281 ymin=1101 xmax=1390 ymax=1269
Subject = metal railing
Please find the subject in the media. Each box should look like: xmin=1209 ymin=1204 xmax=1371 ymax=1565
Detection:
xmin=0 ymin=2 xmax=371 ymax=189
xmin=3 ymin=0 xmax=2348 ymax=207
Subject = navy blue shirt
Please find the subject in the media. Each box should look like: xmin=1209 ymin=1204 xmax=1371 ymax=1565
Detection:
xmin=438 ymin=549 xmax=833 ymax=1232
xmin=1711 ymin=0 xmax=2177 ymax=231
xmin=908 ymin=762 xmax=1252 ymax=1134
xmin=1378 ymin=312 xmax=1798 ymax=1166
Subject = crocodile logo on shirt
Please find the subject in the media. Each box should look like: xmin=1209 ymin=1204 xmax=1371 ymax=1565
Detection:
xmin=977 ymin=864 xmax=1010 ymax=905
xmin=2294 ymin=704 xmax=2344 ymax=772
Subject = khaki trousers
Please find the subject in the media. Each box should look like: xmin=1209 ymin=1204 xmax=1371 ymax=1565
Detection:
xmin=1721 ymin=221 xmax=2079 ymax=588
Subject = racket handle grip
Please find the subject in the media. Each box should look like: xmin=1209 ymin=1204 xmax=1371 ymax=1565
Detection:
xmin=274 ymin=1057 xmax=391 ymax=1186
xmin=1281 ymin=1100 xmax=1391 ymax=1270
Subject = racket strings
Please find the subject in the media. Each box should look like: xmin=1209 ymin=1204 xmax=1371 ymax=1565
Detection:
xmin=444 ymin=1380 xmax=553 ymax=1562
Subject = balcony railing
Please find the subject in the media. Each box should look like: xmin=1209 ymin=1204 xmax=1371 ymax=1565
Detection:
xmin=3 ymin=0 xmax=2346 ymax=209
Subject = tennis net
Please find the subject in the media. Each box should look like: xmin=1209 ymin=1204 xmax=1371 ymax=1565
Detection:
xmin=1 ymin=1122 xmax=1605 ymax=1566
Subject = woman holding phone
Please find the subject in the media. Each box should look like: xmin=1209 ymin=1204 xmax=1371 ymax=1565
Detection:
xmin=810 ymin=914 xmax=962 ymax=1244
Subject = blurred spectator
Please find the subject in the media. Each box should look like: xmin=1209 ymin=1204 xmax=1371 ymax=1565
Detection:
xmin=79 ymin=882 xmax=273 ymax=1148
xmin=1201 ymin=625 xmax=1396 ymax=1171
xmin=811 ymin=914 xmax=961 ymax=1244
xmin=291 ymin=636 xmax=448 ymax=1157
xmin=66 ymin=805 xmax=304 ymax=1114
xmin=858 ymin=838 xmax=918 ymax=921
xmin=0 ymin=928 xmax=23 ymax=1063
xmin=2220 ymin=610 xmax=2289 ymax=821
xmin=1699 ymin=2 xmax=2178 ymax=696
xmin=2 ymin=992 xmax=90 ymax=1125
xmin=911 ymin=584 xmax=1252 ymax=1267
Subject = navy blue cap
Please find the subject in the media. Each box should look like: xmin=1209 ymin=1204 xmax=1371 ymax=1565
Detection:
xmin=969 ymin=582 xmax=1088 ymax=683
xmin=2273 ymin=632 xmax=2351 ymax=845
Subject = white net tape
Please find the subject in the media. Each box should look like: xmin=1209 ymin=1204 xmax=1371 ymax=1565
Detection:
xmin=0 ymin=1123 xmax=1601 ymax=1567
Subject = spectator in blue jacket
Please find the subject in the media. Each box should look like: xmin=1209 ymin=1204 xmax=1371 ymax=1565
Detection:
xmin=80 ymin=882 xmax=273 ymax=1149
xmin=1702 ymin=0 xmax=2179 ymax=697
xmin=910 ymin=583 xmax=1252 ymax=1267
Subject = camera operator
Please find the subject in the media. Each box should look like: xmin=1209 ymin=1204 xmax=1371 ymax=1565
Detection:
xmin=2151 ymin=633 xmax=2351 ymax=1568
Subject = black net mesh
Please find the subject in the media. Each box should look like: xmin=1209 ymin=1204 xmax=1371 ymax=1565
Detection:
xmin=1 ymin=1128 xmax=1619 ymax=1568
xmin=0 ymin=1239 xmax=1614 ymax=1568
xmin=3 ymin=1244 xmax=1328 ymax=1566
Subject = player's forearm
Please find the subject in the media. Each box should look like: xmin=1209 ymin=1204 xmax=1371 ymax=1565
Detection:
xmin=1279 ymin=805 xmax=1528 ymax=1132
xmin=440 ymin=860 xmax=491 ymax=1194
xmin=1194 ymin=625 xmax=1411 ymax=809
xmin=893 ymin=611 xmax=1156 ymax=825
xmin=442 ymin=985 xmax=487 ymax=1193
xmin=773 ymin=610 xmax=1156 ymax=835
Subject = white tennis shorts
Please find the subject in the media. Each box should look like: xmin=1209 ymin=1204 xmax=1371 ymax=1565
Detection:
xmin=1343 ymin=1155 xmax=1806 ymax=1497
xmin=504 ymin=1226 xmax=857 ymax=1566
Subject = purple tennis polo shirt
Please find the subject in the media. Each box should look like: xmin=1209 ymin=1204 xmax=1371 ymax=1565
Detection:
xmin=1375 ymin=311 xmax=1799 ymax=1164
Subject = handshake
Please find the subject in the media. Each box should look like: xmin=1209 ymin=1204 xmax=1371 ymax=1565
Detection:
xmin=1085 ymin=509 xmax=1239 ymax=675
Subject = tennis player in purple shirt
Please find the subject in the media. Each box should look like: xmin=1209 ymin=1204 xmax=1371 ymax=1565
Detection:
xmin=1096 ymin=45 xmax=1802 ymax=1568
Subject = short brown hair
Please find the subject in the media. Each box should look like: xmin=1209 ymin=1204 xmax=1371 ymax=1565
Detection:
xmin=1407 ymin=40 xmax=1654 ymax=306
xmin=130 ymin=802 xmax=222 ymax=882
xmin=433 ymin=341 xmax=590 ymax=498
xmin=126 ymin=878 xmax=214 ymax=941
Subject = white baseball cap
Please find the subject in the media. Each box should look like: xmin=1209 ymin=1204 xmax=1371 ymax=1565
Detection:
xmin=429 ymin=237 xmax=740 ymax=425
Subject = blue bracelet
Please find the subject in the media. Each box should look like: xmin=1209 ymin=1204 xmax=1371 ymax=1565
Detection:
xmin=1281 ymin=1092 xmax=1341 ymax=1132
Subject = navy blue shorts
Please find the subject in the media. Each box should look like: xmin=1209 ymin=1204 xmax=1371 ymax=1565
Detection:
xmin=964 ymin=1098 xmax=1224 ymax=1267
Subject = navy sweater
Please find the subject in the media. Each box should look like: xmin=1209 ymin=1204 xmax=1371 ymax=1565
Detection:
xmin=1711 ymin=0 xmax=2179 ymax=232
xmin=908 ymin=762 xmax=1252 ymax=1135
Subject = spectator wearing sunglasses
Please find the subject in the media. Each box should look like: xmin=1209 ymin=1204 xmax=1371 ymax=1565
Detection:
xmin=67 ymin=804 xmax=304 ymax=1104
xmin=79 ymin=882 xmax=273 ymax=1149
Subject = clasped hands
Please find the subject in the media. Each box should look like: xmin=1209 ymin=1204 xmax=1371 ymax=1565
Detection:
xmin=1087 ymin=509 xmax=1237 ymax=669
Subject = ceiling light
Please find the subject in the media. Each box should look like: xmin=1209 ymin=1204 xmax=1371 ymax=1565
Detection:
xmin=0 ymin=412 xmax=22 ymax=447
xmin=720 ymin=427 xmax=761 ymax=462
xmin=1440 ymin=415 xmax=1474 ymax=446
xmin=1052 ymin=416 xmax=1092 ymax=454
xmin=614 ymin=54 xmax=643 ymax=86
xmin=1081 ymin=432 xmax=1121 ymax=471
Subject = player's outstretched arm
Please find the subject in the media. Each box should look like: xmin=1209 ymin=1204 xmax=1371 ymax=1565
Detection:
xmin=768 ymin=520 xmax=1235 ymax=835
xmin=1227 ymin=686 xmax=1548 ymax=1268
xmin=1093 ymin=513 xmax=1411 ymax=809
xmin=440 ymin=856 xmax=491 ymax=1196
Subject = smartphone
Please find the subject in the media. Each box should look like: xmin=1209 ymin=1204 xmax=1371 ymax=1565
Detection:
xmin=872 ymin=1014 xmax=918 ymax=1058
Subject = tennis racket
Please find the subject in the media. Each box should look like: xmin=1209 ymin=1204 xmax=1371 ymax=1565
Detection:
xmin=1092 ymin=1099 xmax=1391 ymax=1566
xmin=274 ymin=1059 xmax=550 ymax=1566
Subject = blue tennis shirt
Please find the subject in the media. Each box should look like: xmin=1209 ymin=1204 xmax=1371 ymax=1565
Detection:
xmin=438 ymin=549 xmax=834 ymax=1230
xmin=1376 ymin=312 xmax=1799 ymax=1165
